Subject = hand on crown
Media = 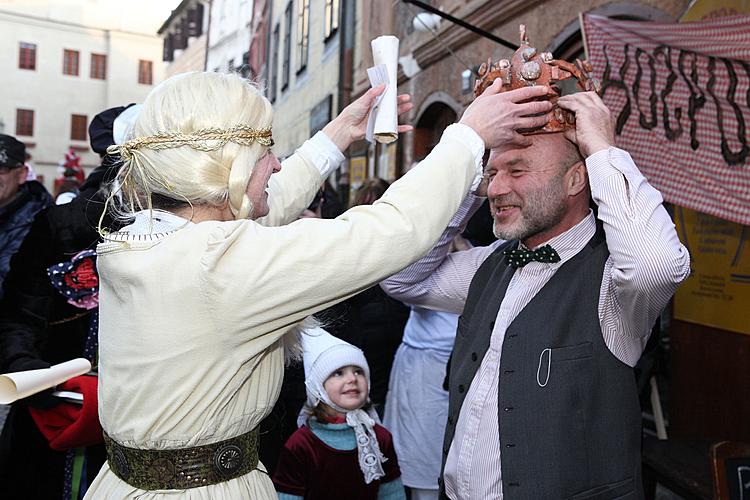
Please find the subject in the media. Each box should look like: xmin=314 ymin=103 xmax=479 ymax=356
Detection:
xmin=472 ymin=24 xmax=602 ymax=135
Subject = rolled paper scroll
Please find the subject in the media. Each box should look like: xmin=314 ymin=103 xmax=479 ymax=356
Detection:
xmin=371 ymin=35 xmax=400 ymax=144
xmin=0 ymin=358 xmax=92 ymax=404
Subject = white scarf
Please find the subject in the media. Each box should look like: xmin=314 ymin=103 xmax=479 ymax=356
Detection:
xmin=301 ymin=382 xmax=387 ymax=484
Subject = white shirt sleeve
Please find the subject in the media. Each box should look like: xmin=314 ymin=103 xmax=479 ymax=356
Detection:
xmin=589 ymin=147 xmax=691 ymax=366
xmin=307 ymin=131 xmax=346 ymax=179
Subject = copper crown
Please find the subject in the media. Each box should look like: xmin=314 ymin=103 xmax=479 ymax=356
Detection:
xmin=473 ymin=24 xmax=601 ymax=134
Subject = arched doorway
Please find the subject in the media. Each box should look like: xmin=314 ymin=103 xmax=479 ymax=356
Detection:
xmin=413 ymin=101 xmax=458 ymax=163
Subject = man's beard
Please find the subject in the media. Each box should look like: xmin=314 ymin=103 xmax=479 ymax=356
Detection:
xmin=492 ymin=177 xmax=567 ymax=243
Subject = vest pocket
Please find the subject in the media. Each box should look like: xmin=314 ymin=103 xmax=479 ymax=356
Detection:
xmin=566 ymin=476 xmax=634 ymax=499
xmin=536 ymin=342 xmax=593 ymax=388
xmin=549 ymin=341 xmax=593 ymax=361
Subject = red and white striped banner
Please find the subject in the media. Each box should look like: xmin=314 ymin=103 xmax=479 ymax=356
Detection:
xmin=582 ymin=14 xmax=750 ymax=225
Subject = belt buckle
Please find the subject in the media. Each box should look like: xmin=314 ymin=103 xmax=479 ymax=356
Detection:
xmin=214 ymin=443 xmax=244 ymax=477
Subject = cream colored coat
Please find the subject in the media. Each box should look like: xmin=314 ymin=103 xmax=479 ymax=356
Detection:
xmin=84 ymin=129 xmax=478 ymax=499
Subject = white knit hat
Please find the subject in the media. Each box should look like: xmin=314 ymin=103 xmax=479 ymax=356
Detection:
xmin=302 ymin=327 xmax=370 ymax=409
xmin=300 ymin=327 xmax=387 ymax=484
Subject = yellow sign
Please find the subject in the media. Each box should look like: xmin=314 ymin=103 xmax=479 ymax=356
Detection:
xmin=671 ymin=0 xmax=750 ymax=334
xmin=681 ymin=0 xmax=749 ymax=21
xmin=673 ymin=207 xmax=750 ymax=335
xmin=349 ymin=155 xmax=367 ymax=188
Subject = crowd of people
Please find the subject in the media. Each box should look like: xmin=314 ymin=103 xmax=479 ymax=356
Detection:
xmin=0 ymin=64 xmax=689 ymax=500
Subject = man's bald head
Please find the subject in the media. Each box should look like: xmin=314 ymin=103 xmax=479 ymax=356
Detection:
xmin=530 ymin=133 xmax=584 ymax=175
xmin=489 ymin=133 xmax=583 ymax=173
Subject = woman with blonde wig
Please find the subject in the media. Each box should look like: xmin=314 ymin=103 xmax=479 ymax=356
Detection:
xmin=85 ymin=71 xmax=552 ymax=498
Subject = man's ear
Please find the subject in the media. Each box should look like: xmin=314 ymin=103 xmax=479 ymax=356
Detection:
xmin=567 ymin=161 xmax=587 ymax=197
xmin=16 ymin=165 xmax=29 ymax=186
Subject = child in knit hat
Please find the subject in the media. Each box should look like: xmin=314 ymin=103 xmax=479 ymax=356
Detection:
xmin=273 ymin=328 xmax=406 ymax=500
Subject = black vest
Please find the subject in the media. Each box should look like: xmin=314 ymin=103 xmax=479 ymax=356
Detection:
xmin=439 ymin=226 xmax=644 ymax=500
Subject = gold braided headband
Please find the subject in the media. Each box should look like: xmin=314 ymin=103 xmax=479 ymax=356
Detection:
xmin=107 ymin=125 xmax=274 ymax=160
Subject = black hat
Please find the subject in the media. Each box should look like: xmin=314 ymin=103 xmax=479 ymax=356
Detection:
xmin=0 ymin=134 xmax=26 ymax=168
xmin=88 ymin=104 xmax=135 ymax=155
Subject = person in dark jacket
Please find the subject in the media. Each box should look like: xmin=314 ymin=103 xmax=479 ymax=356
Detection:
xmin=0 ymin=134 xmax=52 ymax=298
xmin=0 ymin=105 xmax=135 ymax=500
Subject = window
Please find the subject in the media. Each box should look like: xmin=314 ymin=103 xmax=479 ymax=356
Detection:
xmin=324 ymin=0 xmax=340 ymax=40
xmin=270 ymin=24 xmax=279 ymax=102
xmin=90 ymin=53 xmax=107 ymax=80
xmin=296 ymin=0 xmax=309 ymax=73
xmin=16 ymin=109 xmax=34 ymax=136
xmin=138 ymin=60 xmax=153 ymax=84
xmin=187 ymin=4 xmax=204 ymax=37
xmin=173 ymin=20 xmax=187 ymax=50
xmin=282 ymin=3 xmax=292 ymax=90
xmin=163 ymin=33 xmax=174 ymax=62
xmin=63 ymin=49 xmax=80 ymax=76
xmin=18 ymin=42 xmax=36 ymax=70
xmin=71 ymin=114 xmax=87 ymax=141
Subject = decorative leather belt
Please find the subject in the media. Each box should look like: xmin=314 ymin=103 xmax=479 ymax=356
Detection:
xmin=103 ymin=428 xmax=259 ymax=491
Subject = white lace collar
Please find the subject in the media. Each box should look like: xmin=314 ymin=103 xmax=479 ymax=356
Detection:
xmin=104 ymin=210 xmax=193 ymax=242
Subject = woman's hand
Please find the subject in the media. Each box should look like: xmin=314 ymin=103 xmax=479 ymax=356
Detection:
xmin=322 ymin=85 xmax=414 ymax=152
xmin=459 ymin=81 xmax=553 ymax=151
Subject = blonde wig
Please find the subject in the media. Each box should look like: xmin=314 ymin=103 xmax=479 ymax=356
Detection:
xmin=103 ymin=71 xmax=274 ymax=229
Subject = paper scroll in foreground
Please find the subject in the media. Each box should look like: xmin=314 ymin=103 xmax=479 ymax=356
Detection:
xmin=370 ymin=35 xmax=400 ymax=144
xmin=0 ymin=358 xmax=91 ymax=404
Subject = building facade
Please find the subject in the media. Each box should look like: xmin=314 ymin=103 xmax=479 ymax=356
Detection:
xmin=264 ymin=0 xmax=345 ymax=178
xmin=159 ymin=0 xmax=210 ymax=77
xmin=351 ymin=0 xmax=690 ymax=181
xmin=0 ymin=6 xmax=165 ymax=190
xmin=249 ymin=0 xmax=271 ymax=83
xmin=205 ymin=0 xmax=254 ymax=75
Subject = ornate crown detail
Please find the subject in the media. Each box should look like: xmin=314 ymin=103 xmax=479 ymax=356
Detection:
xmin=473 ymin=25 xmax=601 ymax=134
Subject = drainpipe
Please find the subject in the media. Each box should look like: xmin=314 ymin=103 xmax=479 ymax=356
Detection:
xmin=337 ymin=0 xmax=354 ymax=114
xmin=264 ymin=0 xmax=273 ymax=85
xmin=336 ymin=0 xmax=355 ymax=200
xmin=203 ymin=0 xmax=212 ymax=70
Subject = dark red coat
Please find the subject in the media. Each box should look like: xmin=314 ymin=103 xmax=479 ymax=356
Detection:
xmin=273 ymin=423 xmax=401 ymax=499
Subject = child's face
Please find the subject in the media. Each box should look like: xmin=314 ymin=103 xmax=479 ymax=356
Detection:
xmin=323 ymin=365 xmax=368 ymax=411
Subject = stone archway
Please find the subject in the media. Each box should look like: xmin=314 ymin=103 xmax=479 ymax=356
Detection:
xmin=412 ymin=100 xmax=458 ymax=163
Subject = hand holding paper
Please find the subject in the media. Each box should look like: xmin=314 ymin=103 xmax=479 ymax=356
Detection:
xmin=369 ymin=36 xmax=400 ymax=144
xmin=322 ymin=83 xmax=413 ymax=151
xmin=0 ymin=358 xmax=92 ymax=404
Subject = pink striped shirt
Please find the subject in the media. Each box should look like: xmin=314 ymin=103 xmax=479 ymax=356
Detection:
xmin=381 ymin=147 xmax=690 ymax=499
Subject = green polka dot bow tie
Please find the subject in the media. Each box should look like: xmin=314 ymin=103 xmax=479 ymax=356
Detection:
xmin=503 ymin=244 xmax=561 ymax=269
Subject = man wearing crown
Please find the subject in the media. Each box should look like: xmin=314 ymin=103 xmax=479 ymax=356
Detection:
xmin=381 ymin=27 xmax=691 ymax=500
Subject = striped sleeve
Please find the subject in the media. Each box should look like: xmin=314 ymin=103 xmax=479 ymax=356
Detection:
xmin=588 ymin=147 xmax=691 ymax=366
xmin=380 ymin=194 xmax=499 ymax=314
